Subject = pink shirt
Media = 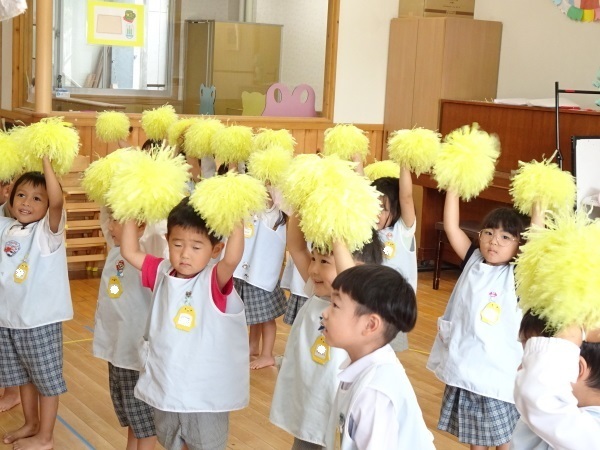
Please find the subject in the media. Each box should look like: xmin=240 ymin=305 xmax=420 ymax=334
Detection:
xmin=141 ymin=255 xmax=232 ymax=313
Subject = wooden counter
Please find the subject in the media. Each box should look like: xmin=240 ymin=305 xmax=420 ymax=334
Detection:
xmin=415 ymin=100 xmax=600 ymax=262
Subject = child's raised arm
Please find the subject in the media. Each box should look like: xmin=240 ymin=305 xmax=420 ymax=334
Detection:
xmin=332 ymin=240 xmax=355 ymax=273
xmin=287 ymin=214 xmax=311 ymax=282
xmin=443 ymin=190 xmax=472 ymax=261
xmin=120 ymin=220 xmax=147 ymax=271
xmin=530 ymin=201 xmax=544 ymax=229
xmin=216 ymin=222 xmax=243 ymax=290
xmin=42 ymin=156 xmax=64 ymax=233
xmin=399 ymin=166 xmax=416 ymax=229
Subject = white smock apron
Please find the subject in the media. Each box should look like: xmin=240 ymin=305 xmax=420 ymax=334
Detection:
xmin=0 ymin=215 xmax=72 ymax=328
xmin=270 ymin=295 xmax=347 ymax=446
xmin=234 ymin=215 xmax=286 ymax=291
xmin=93 ymin=246 xmax=152 ymax=370
xmin=427 ymin=249 xmax=522 ymax=402
xmin=135 ymin=260 xmax=249 ymax=412
xmin=378 ymin=219 xmax=418 ymax=291
xmin=327 ymin=346 xmax=435 ymax=450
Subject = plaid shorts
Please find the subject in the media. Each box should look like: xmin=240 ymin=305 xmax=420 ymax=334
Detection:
xmin=234 ymin=279 xmax=287 ymax=325
xmin=108 ymin=363 xmax=156 ymax=439
xmin=438 ymin=385 xmax=520 ymax=446
xmin=154 ymin=409 xmax=229 ymax=450
xmin=0 ymin=323 xmax=67 ymax=396
xmin=283 ymin=294 xmax=308 ymax=325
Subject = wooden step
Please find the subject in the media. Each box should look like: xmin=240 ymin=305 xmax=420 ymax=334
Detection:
xmin=65 ymin=202 xmax=100 ymax=213
xmin=66 ymin=219 xmax=101 ymax=231
xmin=67 ymin=253 xmax=106 ymax=264
xmin=64 ymin=186 xmax=87 ymax=197
xmin=66 ymin=237 xmax=106 ymax=249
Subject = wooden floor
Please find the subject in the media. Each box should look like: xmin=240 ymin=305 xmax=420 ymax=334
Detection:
xmin=0 ymin=269 xmax=467 ymax=450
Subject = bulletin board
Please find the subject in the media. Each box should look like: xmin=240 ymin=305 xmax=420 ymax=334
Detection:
xmin=87 ymin=1 xmax=144 ymax=47
xmin=571 ymin=136 xmax=600 ymax=217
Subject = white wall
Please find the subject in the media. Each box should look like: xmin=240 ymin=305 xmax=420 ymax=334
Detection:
xmin=475 ymin=0 xmax=600 ymax=109
xmin=333 ymin=0 xmax=399 ymax=124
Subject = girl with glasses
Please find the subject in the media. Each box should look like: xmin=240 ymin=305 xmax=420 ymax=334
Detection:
xmin=427 ymin=190 xmax=541 ymax=450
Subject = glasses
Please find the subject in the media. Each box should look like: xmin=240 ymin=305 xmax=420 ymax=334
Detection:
xmin=478 ymin=229 xmax=518 ymax=247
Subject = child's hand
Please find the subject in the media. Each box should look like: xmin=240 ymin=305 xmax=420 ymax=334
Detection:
xmin=586 ymin=328 xmax=600 ymax=343
xmin=556 ymin=325 xmax=585 ymax=347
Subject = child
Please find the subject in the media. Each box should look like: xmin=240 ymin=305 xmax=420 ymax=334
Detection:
xmin=269 ymin=215 xmax=382 ymax=449
xmin=92 ymin=209 xmax=161 ymax=450
xmin=511 ymin=316 xmax=600 ymax=450
xmin=0 ymin=159 xmax=73 ymax=449
xmin=371 ymin=168 xmax=417 ymax=352
xmin=233 ymin=194 xmax=287 ymax=370
xmin=281 ymin=252 xmax=309 ymax=325
xmin=0 ymin=178 xmax=21 ymax=413
xmin=427 ymin=190 xmax=536 ymax=450
xmin=322 ymin=264 xmax=435 ymax=449
xmin=120 ymin=197 xmax=248 ymax=450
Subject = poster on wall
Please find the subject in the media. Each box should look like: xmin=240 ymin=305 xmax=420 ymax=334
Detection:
xmin=87 ymin=1 xmax=144 ymax=47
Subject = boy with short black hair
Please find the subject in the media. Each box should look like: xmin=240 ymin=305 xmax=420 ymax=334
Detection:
xmin=120 ymin=197 xmax=247 ymax=450
xmin=322 ymin=264 xmax=435 ymax=449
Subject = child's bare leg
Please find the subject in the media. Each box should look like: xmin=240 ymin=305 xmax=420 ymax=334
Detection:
xmin=250 ymin=320 xmax=276 ymax=370
xmin=13 ymin=393 xmax=58 ymax=449
xmin=3 ymin=384 xmax=39 ymax=444
xmin=126 ymin=427 xmax=157 ymax=450
xmin=249 ymin=323 xmax=262 ymax=357
xmin=496 ymin=443 xmax=510 ymax=450
xmin=470 ymin=445 xmax=488 ymax=450
xmin=0 ymin=386 xmax=21 ymax=412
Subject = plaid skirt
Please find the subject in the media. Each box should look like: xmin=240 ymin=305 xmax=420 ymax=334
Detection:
xmin=283 ymin=294 xmax=309 ymax=325
xmin=234 ymin=278 xmax=287 ymax=325
xmin=438 ymin=385 xmax=520 ymax=446
xmin=108 ymin=363 xmax=156 ymax=439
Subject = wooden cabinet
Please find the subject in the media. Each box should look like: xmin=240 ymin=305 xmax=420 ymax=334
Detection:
xmin=384 ymin=17 xmax=502 ymax=133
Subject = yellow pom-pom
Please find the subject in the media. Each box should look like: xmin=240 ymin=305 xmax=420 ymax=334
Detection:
xmin=433 ymin=123 xmax=500 ymax=201
xmin=515 ymin=211 xmax=600 ymax=330
xmin=189 ymin=173 xmax=268 ymax=237
xmin=247 ymin=146 xmax=293 ymax=187
xmin=167 ymin=117 xmax=199 ymax=148
xmin=510 ymin=156 xmax=576 ymax=216
xmin=17 ymin=117 xmax=80 ymax=176
xmin=141 ymin=104 xmax=178 ymax=141
xmin=281 ymin=154 xmax=356 ymax=212
xmin=81 ymin=149 xmax=137 ymax=205
xmin=364 ymin=160 xmax=400 ymax=181
xmin=387 ymin=128 xmax=441 ymax=176
xmin=252 ymin=128 xmax=296 ymax=153
xmin=322 ymin=124 xmax=370 ymax=161
xmin=298 ymin=168 xmax=381 ymax=253
xmin=211 ymin=125 xmax=254 ymax=164
xmin=0 ymin=130 xmax=22 ymax=182
xmin=95 ymin=111 xmax=130 ymax=143
xmin=105 ymin=146 xmax=191 ymax=223
xmin=182 ymin=118 xmax=224 ymax=159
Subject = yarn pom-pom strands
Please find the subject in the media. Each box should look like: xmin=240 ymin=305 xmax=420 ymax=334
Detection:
xmin=515 ymin=211 xmax=600 ymax=331
xmin=95 ymin=111 xmax=131 ymax=143
xmin=189 ymin=173 xmax=268 ymax=238
xmin=211 ymin=125 xmax=254 ymax=165
xmin=510 ymin=156 xmax=576 ymax=216
xmin=432 ymin=123 xmax=500 ymax=201
xmin=252 ymin=128 xmax=296 ymax=154
xmin=183 ymin=118 xmax=225 ymax=159
xmin=82 ymin=149 xmax=137 ymax=205
xmin=167 ymin=118 xmax=200 ymax=148
xmin=0 ymin=130 xmax=22 ymax=182
xmin=105 ymin=146 xmax=191 ymax=224
xmin=387 ymin=128 xmax=441 ymax=176
xmin=322 ymin=124 xmax=370 ymax=161
xmin=247 ymin=146 xmax=293 ymax=188
xmin=364 ymin=160 xmax=401 ymax=181
xmin=141 ymin=104 xmax=178 ymax=142
xmin=16 ymin=117 xmax=80 ymax=176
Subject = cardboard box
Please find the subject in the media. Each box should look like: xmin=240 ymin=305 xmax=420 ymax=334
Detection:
xmin=399 ymin=0 xmax=475 ymax=18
